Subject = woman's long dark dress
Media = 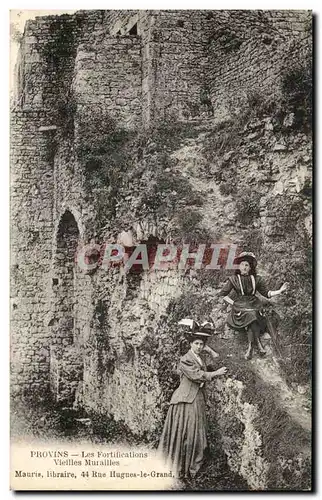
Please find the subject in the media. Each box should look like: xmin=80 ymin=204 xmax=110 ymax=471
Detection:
xmin=219 ymin=274 xmax=270 ymax=333
xmin=157 ymin=350 xmax=212 ymax=479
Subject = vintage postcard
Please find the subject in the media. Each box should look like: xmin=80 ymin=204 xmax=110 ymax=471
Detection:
xmin=10 ymin=9 xmax=312 ymax=491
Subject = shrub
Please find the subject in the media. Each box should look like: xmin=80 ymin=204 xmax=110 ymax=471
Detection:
xmin=235 ymin=189 xmax=261 ymax=225
xmin=219 ymin=180 xmax=238 ymax=196
xmin=281 ymin=61 xmax=312 ymax=132
xmin=88 ymin=413 xmax=147 ymax=445
xmin=170 ymin=209 xmax=212 ymax=244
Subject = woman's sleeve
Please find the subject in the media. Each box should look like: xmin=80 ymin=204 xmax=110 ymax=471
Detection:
xmin=218 ymin=278 xmax=234 ymax=297
xmin=256 ymin=276 xmax=270 ymax=298
xmin=179 ymin=358 xmax=213 ymax=382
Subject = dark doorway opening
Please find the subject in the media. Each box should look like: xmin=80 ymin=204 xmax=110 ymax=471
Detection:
xmin=129 ymin=23 xmax=138 ymax=35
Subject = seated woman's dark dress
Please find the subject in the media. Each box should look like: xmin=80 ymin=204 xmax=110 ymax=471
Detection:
xmin=219 ymin=274 xmax=270 ymax=333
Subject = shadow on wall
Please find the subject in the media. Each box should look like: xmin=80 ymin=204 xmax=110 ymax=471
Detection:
xmin=50 ymin=210 xmax=83 ymax=407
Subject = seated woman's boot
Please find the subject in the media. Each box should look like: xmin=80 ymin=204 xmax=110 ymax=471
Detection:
xmin=256 ymin=338 xmax=266 ymax=357
xmin=244 ymin=342 xmax=253 ymax=360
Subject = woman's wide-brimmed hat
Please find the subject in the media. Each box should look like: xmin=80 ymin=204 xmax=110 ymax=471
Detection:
xmin=178 ymin=319 xmax=214 ymax=338
xmin=234 ymin=251 xmax=257 ymax=267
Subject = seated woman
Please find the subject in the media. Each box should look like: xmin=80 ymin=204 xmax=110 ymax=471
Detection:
xmin=157 ymin=328 xmax=227 ymax=480
xmin=218 ymin=251 xmax=288 ymax=360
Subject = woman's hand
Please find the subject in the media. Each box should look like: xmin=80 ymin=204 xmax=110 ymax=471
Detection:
xmin=268 ymin=282 xmax=289 ymax=298
xmin=279 ymin=282 xmax=288 ymax=294
xmin=223 ymin=296 xmax=234 ymax=306
xmin=213 ymin=366 xmax=227 ymax=377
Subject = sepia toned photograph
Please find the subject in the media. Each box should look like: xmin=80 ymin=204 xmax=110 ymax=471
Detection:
xmin=10 ymin=8 xmax=312 ymax=491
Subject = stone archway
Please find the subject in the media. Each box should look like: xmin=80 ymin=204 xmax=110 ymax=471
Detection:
xmin=49 ymin=210 xmax=83 ymax=406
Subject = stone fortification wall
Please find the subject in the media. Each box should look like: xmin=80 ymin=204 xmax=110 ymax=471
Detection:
xmin=207 ymin=10 xmax=312 ymax=120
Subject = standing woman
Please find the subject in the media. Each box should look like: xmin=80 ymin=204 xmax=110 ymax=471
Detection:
xmin=218 ymin=252 xmax=288 ymax=360
xmin=157 ymin=329 xmax=227 ymax=480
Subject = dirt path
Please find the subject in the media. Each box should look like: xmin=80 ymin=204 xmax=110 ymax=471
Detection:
xmin=171 ymin=136 xmax=236 ymax=239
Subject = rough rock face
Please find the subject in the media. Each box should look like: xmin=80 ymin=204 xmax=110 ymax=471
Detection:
xmin=11 ymin=10 xmax=312 ymax=490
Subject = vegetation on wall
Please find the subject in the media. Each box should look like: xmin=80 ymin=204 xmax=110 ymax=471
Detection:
xmin=76 ymin=109 xmax=137 ymax=230
xmin=41 ymin=16 xmax=84 ymax=137
xmin=280 ymin=60 xmax=312 ymax=133
xmin=236 ymin=189 xmax=261 ymax=226
xmin=276 ymin=254 xmax=312 ymax=386
xmin=210 ymin=27 xmax=243 ymax=53
xmin=77 ymin=113 xmax=207 ymax=239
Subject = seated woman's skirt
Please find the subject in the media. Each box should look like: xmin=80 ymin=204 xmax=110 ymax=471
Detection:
xmin=227 ymin=295 xmax=267 ymax=333
xmin=157 ymin=390 xmax=207 ymax=479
